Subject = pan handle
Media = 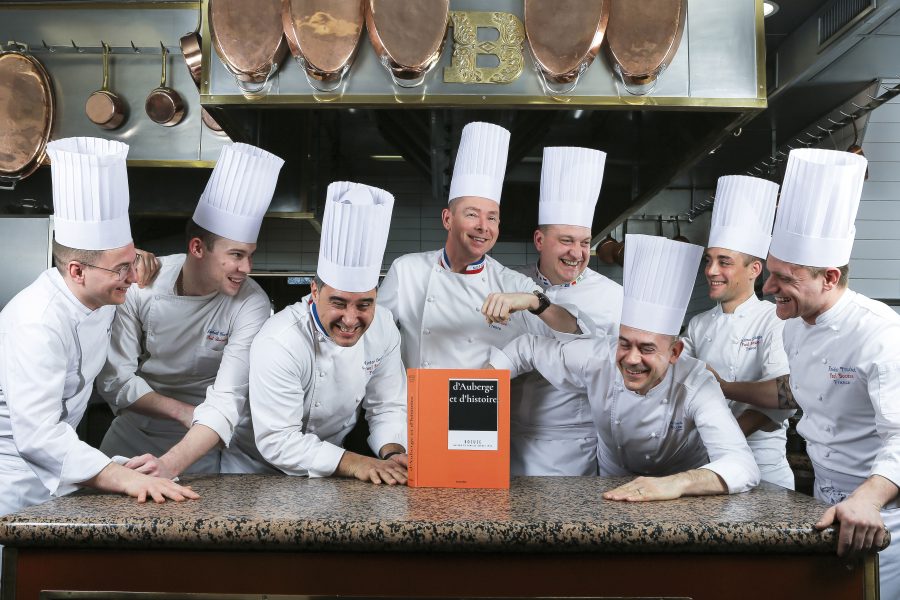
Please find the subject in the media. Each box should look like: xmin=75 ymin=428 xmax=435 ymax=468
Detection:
xmin=159 ymin=42 xmax=168 ymax=87
xmin=0 ymin=176 xmax=20 ymax=191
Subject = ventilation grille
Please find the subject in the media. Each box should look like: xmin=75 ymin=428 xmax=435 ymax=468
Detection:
xmin=819 ymin=0 xmax=876 ymax=47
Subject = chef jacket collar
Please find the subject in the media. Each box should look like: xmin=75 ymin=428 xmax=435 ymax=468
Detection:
xmin=809 ymin=287 xmax=853 ymax=329
xmin=535 ymin=262 xmax=586 ymax=289
xmin=308 ymin=298 xmax=331 ymax=341
xmin=48 ymin=268 xmax=95 ymax=317
xmin=713 ymin=292 xmax=760 ymax=318
xmin=438 ymin=248 xmax=486 ymax=275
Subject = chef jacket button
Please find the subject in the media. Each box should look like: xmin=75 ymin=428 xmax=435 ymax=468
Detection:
xmin=644 ymin=454 xmax=651 ymax=460
xmin=314 ymin=402 xmax=320 ymax=407
xmin=427 ymin=296 xmax=434 ymax=303
xmin=705 ymin=336 xmax=712 ymax=342
xmin=356 ymin=397 xmax=362 ymax=404
xmin=617 ymin=445 xmax=622 ymax=450
xmin=818 ymin=395 xmax=824 ymax=401
xmin=794 ymin=350 xmax=799 ymax=356
xmin=650 ymin=432 xmax=657 ymax=438
xmin=822 ymin=358 xmax=827 ymax=364
xmin=423 ymin=329 xmax=431 ymax=335
xmin=318 ymin=372 xmax=325 ymax=378
xmin=467 ymin=337 xmax=474 ymax=343
xmin=662 ymin=398 xmax=668 ymax=404
xmin=615 ymin=420 xmax=621 ymax=426
xmin=423 ymin=361 xmax=431 ymax=368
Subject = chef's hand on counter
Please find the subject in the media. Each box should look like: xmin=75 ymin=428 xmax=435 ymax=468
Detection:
xmin=335 ymin=450 xmax=408 ymax=485
xmin=481 ymin=292 xmax=579 ymax=333
xmin=84 ymin=462 xmax=200 ymax=503
xmin=133 ymin=249 xmax=161 ymax=288
xmin=816 ymin=474 xmax=898 ymax=558
xmin=123 ymin=453 xmax=177 ymax=480
xmin=602 ymin=469 xmax=728 ymax=502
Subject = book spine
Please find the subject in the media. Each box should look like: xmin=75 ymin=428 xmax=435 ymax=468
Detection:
xmin=407 ymin=369 xmax=418 ymax=487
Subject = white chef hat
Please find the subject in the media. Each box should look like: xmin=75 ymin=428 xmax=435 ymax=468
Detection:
xmin=769 ymin=148 xmax=867 ymax=268
xmin=47 ymin=137 xmax=132 ymax=251
xmin=192 ymin=143 xmax=285 ymax=244
xmin=538 ymin=146 xmax=606 ymax=229
xmin=317 ymin=181 xmax=395 ymax=292
xmin=707 ymin=175 xmax=779 ymax=259
xmin=620 ymin=234 xmax=704 ymax=336
xmin=448 ymin=122 xmax=510 ymax=204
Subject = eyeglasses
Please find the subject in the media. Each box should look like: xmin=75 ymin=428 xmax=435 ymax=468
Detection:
xmin=78 ymin=253 xmax=142 ymax=282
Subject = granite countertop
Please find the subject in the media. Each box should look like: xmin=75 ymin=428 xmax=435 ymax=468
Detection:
xmin=0 ymin=475 xmax=841 ymax=554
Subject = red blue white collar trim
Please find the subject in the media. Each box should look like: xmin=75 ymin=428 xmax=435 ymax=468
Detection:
xmin=439 ymin=248 xmax=486 ymax=275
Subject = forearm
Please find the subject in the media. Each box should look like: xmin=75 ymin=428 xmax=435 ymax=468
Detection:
xmin=126 ymin=391 xmax=195 ymax=428
xmin=674 ymin=468 xmax=729 ymax=497
xmin=538 ymin=304 xmax=579 ymax=334
xmin=736 ymin=409 xmax=778 ymax=436
xmin=82 ymin=461 xmax=137 ymax=494
xmin=720 ymin=375 xmax=796 ymax=410
xmin=378 ymin=442 xmax=406 ymax=458
xmin=850 ymin=475 xmax=900 ymax=509
xmin=158 ymin=424 xmax=222 ymax=477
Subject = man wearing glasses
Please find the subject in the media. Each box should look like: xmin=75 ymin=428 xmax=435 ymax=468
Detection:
xmin=0 ymin=137 xmax=198 ymax=518
xmin=97 ymin=143 xmax=284 ymax=478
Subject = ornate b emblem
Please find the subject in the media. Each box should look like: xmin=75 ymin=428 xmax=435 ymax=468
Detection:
xmin=443 ymin=11 xmax=524 ymax=84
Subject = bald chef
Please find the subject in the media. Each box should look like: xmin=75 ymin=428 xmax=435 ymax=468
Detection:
xmin=249 ymin=182 xmax=408 ymax=485
xmin=491 ymin=234 xmax=759 ymax=500
xmin=681 ymin=175 xmax=795 ymax=489
xmin=715 ymin=149 xmax=900 ymax=595
xmin=98 ymin=143 xmax=284 ymax=478
xmin=379 ymin=122 xmax=580 ymax=373
xmin=0 ymin=137 xmax=198 ymax=516
xmin=511 ymin=146 xmax=623 ymax=476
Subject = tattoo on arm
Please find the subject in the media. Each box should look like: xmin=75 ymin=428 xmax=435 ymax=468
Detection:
xmin=776 ymin=375 xmax=798 ymax=409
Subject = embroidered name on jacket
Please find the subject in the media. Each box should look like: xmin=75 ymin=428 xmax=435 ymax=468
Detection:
xmin=206 ymin=328 xmax=229 ymax=343
xmin=362 ymin=356 xmax=383 ymax=375
xmin=828 ymin=366 xmax=857 ymax=385
xmin=740 ymin=335 xmax=762 ymax=350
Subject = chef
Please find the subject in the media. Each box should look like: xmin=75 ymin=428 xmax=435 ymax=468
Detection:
xmin=511 ymin=146 xmax=623 ymax=476
xmin=97 ymin=142 xmax=284 ymax=477
xmin=249 ymin=182 xmax=408 ymax=484
xmin=714 ymin=149 xmax=900 ymax=595
xmin=0 ymin=137 xmax=198 ymax=518
xmin=379 ymin=122 xmax=580 ymax=372
xmin=681 ymin=175 xmax=795 ymax=489
xmin=490 ymin=234 xmax=760 ymax=500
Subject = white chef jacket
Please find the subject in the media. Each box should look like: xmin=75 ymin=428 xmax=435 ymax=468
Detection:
xmin=0 ymin=269 xmax=113 ymax=515
xmin=682 ymin=294 xmax=795 ymax=489
xmin=491 ymin=334 xmax=760 ymax=493
xmin=97 ymin=254 xmax=273 ymax=474
xmin=248 ymin=295 xmax=407 ymax=477
xmin=784 ymin=289 xmax=900 ymax=598
xmin=509 ymin=264 xmax=623 ymax=476
xmin=378 ymin=250 xmax=542 ymax=370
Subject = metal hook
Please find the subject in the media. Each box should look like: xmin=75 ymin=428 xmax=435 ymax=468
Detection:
xmin=839 ymin=110 xmax=854 ymax=119
xmin=41 ymin=39 xmax=54 ymax=53
xmin=816 ymin=125 xmax=831 ymax=133
xmin=71 ymin=39 xmax=83 ymax=53
xmin=131 ymin=40 xmax=141 ymax=54
xmin=776 ymin=150 xmax=787 ymax=158
xmin=827 ymin=118 xmax=843 ymax=126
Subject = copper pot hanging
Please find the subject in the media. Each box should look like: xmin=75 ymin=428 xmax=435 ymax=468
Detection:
xmin=283 ymin=0 xmax=366 ymax=93
xmin=209 ymin=0 xmax=287 ymax=96
xmin=0 ymin=44 xmax=54 ymax=190
xmin=525 ymin=0 xmax=609 ymax=95
xmin=366 ymin=0 xmax=449 ymax=88
xmin=85 ymin=42 xmax=126 ymax=130
xmin=145 ymin=44 xmax=185 ymax=127
xmin=605 ymin=0 xmax=686 ymax=96
xmin=179 ymin=32 xmax=225 ymax=133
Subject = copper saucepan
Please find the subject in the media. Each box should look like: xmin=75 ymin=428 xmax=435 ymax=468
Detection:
xmin=283 ymin=0 xmax=366 ymax=93
xmin=525 ymin=0 xmax=609 ymax=95
xmin=366 ymin=0 xmax=449 ymax=88
xmin=86 ymin=42 xmax=126 ymax=130
xmin=146 ymin=44 xmax=185 ymax=127
xmin=0 ymin=43 xmax=54 ymax=190
xmin=597 ymin=233 xmax=618 ymax=265
xmin=179 ymin=32 xmax=225 ymax=133
xmin=210 ymin=0 xmax=287 ymax=96
xmin=605 ymin=0 xmax=686 ymax=96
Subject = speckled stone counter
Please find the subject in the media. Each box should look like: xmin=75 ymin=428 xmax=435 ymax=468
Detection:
xmin=0 ymin=476 xmax=878 ymax=600
xmin=0 ymin=475 xmax=838 ymax=553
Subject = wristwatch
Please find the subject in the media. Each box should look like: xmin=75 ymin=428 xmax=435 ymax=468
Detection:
xmin=528 ymin=290 xmax=552 ymax=315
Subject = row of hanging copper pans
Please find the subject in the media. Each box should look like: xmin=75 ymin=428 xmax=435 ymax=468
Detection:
xmin=209 ymin=0 xmax=685 ymax=95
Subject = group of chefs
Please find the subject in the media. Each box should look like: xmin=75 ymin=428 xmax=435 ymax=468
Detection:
xmin=0 ymin=120 xmax=898 ymax=595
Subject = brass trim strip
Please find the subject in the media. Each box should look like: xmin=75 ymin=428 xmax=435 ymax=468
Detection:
xmin=200 ymin=94 xmax=766 ymax=110
xmin=200 ymin=0 xmax=211 ymax=96
xmin=0 ymin=2 xmax=200 ymax=9
xmin=755 ymin=0 xmax=767 ymax=100
xmin=127 ymin=160 xmax=215 ymax=168
xmin=864 ymin=554 xmax=879 ymax=600
xmin=131 ymin=211 xmax=315 ymax=219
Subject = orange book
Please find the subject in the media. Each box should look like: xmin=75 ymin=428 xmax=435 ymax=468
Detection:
xmin=407 ymin=368 xmax=510 ymax=489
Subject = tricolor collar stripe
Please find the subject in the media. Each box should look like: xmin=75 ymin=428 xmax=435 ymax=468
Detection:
xmin=439 ymin=248 xmax=486 ymax=274
xmin=309 ymin=299 xmax=329 ymax=338
xmin=536 ymin=263 xmax=585 ymax=288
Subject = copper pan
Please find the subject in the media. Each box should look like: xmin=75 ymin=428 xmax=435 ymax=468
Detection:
xmin=283 ymin=0 xmax=365 ymax=93
xmin=86 ymin=43 xmax=126 ymax=130
xmin=209 ymin=0 xmax=287 ymax=96
xmin=0 ymin=44 xmax=54 ymax=190
xmin=366 ymin=0 xmax=449 ymax=88
xmin=605 ymin=0 xmax=686 ymax=96
xmin=179 ymin=32 xmax=225 ymax=133
xmin=525 ymin=0 xmax=609 ymax=95
xmin=145 ymin=45 xmax=185 ymax=127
